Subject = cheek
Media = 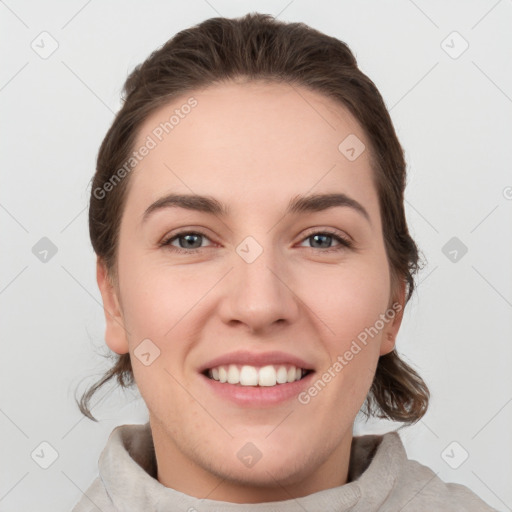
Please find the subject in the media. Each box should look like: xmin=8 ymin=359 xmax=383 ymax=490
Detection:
xmin=306 ymin=258 xmax=391 ymax=344
xmin=302 ymin=267 xmax=389 ymax=415
xmin=302 ymin=257 xmax=391 ymax=410
xmin=118 ymin=244 xmax=391 ymax=344
xmin=117 ymin=248 xmax=196 ymax=337
xmin=116 ymin=256 xmax=219 ymax=384
xmin=116 ymin=261 xmax=200 ymax=414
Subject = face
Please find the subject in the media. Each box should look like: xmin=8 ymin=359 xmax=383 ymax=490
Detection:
xmin=97 ymin=80 xmax=405 ymax=502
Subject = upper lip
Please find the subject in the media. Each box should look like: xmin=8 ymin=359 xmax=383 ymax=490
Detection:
xmin=198 ymin=350 xmax=315 ymax=374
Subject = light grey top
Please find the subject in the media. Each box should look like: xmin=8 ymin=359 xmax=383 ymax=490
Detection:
xmin=72 ymin=422 xmax=496 ymax=511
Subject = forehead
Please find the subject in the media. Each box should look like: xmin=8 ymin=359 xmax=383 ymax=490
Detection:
xmin=128 ymin=80 xmax=378 ymax=216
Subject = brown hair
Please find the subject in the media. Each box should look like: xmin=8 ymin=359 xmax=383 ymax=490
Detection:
xmin=78 ymin=12 xmax=429 ymax=424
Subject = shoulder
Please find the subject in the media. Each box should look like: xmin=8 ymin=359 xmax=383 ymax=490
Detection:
xmin=359 ymin=431 xmax=497 ymax=511
xmin=70 ymin=423 xmax=154 ymax=512
xmin=70 ymin=476 xmax=115 ymax=512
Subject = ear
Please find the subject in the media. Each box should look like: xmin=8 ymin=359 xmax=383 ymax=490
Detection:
xmin=96 ymin=257 xmax=129 ymax=355
xmin=380 ymin=278 xmax=406 ymax=356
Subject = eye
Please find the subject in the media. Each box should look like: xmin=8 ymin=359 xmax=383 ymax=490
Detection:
xmin=160 ymin=231 xmax=214 ymax=254
xmin=298 ymin=229 xmax=353 ymax=252
xmin=160 ymin=228 xmax=353 ymax=254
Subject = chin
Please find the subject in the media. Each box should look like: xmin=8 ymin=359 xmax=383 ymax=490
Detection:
xmin=221 ymin=462 xmax=308 ymax=492
xmin=206 ymin=443 xmax=314 ymax=488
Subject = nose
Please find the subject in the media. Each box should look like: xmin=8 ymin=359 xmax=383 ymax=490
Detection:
xmin=218 ymin=241 xmax=301 ymax=335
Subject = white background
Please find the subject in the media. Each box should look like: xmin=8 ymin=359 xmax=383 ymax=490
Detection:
xmin=1 ymin=1 xmax=511 ymax=511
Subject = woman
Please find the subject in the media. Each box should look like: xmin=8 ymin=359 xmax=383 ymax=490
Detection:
xmin=73 ymin=13 xmax=496 ymax=511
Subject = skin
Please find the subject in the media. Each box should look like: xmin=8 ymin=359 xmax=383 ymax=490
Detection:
xmin=97 ymin=80 xmax=405 ymax=503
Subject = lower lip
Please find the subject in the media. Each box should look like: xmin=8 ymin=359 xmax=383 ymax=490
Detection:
xmin=200 ymin=372 xmax=315 ymax=407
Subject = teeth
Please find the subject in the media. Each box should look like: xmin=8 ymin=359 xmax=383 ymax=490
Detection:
xmin=240 ymin=365 xmax=259 ymax=386
xmin=276 ymin=366 xmax=288 ymax=384
xmin=259 ymin=365 xmax=277 ymax=386
xmin=227 ymin=364 xmax=239 ymax=384
xmin=207 ymin=364 xmax=308 ymax=387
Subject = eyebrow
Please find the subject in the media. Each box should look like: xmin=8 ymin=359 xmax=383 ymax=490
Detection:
xmin=142 ymin=192 xmax=371 ymax=224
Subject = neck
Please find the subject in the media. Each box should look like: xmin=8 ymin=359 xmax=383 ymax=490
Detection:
xmin=149 ymin=416 xmax=353 ymax=503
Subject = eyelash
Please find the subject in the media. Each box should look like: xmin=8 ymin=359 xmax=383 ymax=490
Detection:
xmin=159 ymin=229 xmax=353 ymax=255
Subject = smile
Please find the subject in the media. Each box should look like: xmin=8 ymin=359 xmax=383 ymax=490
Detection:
xmin=205 ymin=364 xmax=312 ymax=387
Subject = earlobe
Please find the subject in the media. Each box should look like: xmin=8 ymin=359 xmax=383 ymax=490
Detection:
xmin=380 ymin=332 xmax=396 ymax=355
xmin=380 ymin=279 xmax=407 ymax=356
xmin=96 ymin=257 xmax=129 ymax=355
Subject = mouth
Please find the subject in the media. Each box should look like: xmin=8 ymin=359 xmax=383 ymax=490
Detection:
xmin=198 ymin=350 xmax=316 ymax=406
xmin=202 ymin=364 xmax=314 ymax=387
